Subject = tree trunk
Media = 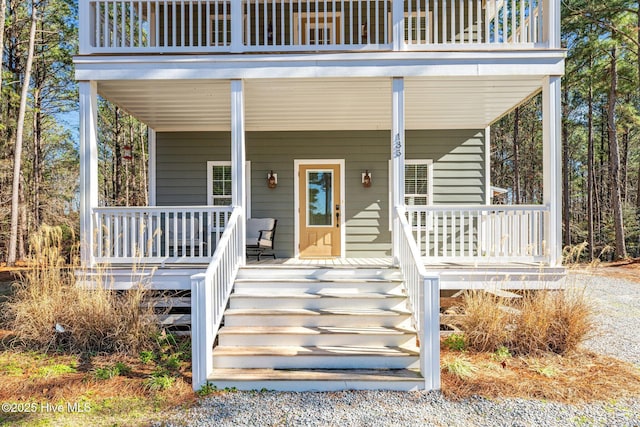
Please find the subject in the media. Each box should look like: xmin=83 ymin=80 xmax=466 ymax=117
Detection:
xmin=0 ymin=0 xmax=6 ymax=98
xmin=18 ymin=175 xmax=27 ymax=260
xmin=113 ymin=106 xmax=122 ymax=204
xmin=620 ymin=128 xmax=629 ymax=202
xmin=513 ymin=107 xmax=521 ymax=204
xmin=32 ymin=86 xmax=42 ymax=225
xmin=7 ymin=3 xmax=37 ymax=265
xmin=587 ymin=59 xmax=595 ymax=261
xmin=607 ymin=47 xmax=627 ymax=259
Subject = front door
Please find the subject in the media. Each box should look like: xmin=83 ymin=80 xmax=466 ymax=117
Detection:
xmin=298 ymin=163 xmax=342 ymax=258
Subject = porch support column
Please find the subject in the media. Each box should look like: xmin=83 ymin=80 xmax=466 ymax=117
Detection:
xmin=391 ymin=77 xmax=405 ymax=262
xmin=484 ymin=126 xmax=491 ymax=205
xmin=79 ymin=81 xmax=99 ymax=266
xmin=231 ymin=79 xmax=246 ymax=265
xmin=148 ymin=128 xmax=157 ymax=206
xmin=542 ymin=76 xmax=562 ymax=266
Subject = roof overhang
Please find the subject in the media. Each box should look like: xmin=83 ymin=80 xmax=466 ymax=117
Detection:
xmin=82 ymin=51 xmax=565 ymax=131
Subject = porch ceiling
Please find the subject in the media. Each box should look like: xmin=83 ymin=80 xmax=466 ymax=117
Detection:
xmin=97 ymin=76 xmax=543 ymax=132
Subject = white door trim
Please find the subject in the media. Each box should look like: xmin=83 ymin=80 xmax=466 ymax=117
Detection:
xmin=294 ymin=159 xmax=346 ymax=259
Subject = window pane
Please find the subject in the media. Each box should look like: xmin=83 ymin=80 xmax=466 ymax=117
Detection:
xmin=405 ymin=162 xmax=430 ymax=206
xmin=307 ymin=171 xmax=333 ymax=226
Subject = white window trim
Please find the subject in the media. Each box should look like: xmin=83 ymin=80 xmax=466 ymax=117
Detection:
xmin=293 ymin=12 xmax=342 ymax=45
xmin=206 ymin=160 xmax=251 ymax=217
xmin=389 ymin=159 xmax=434 ymax=231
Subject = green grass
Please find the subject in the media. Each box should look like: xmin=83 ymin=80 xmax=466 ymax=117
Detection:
xmin=145 ymin=373 xmax=175 ymax=391
xmin=35 ymin=363 xmax=77 ymax=378
xmin=94 ymin=362 xmax=131 ymax=380
xmin=444 ymin=357 xmax=478 ymax=379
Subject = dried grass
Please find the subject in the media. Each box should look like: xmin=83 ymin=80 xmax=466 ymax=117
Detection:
xmin=457 ymin=291 xmax=512 ymax=353
xmin=454 ymin=287 xmax=593 ymax=356
xmin=2 ymin=225 xmax=158 ymax=354
xmin=510 ymin=289 xmax=593 ymax=355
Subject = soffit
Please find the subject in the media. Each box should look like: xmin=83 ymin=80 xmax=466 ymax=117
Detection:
xmin=97 ymin=76 xmax=543 ymax=132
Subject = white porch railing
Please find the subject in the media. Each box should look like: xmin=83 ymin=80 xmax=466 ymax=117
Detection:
xmin=404 ymin=0 xmax=542 ymax=48
xmin=405 ymin=204 xmax=549 ymax=263
xmin=395 ymin=205 xmax=440 ymax=390
xmin=92 ymin=206 xmax=233 ymax=264
xmin=191 ymin=206 xmax=243 ymax=391
xmin=80 ymin=0 xmax=552 ymax=53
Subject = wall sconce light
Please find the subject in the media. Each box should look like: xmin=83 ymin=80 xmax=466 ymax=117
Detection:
xmin=362 ymin=170 xmax=372 ymax=188
xmin=267 ymin=170 xmax=278 ymax=189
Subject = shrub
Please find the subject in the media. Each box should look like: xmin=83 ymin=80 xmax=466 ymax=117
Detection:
xmin=3 ymin=225 xmax=158 ymax=354
xmin=443 ymin=333 xmax=467 ymax=351
xmin=457 ymin=288 xmax=593 ymax=356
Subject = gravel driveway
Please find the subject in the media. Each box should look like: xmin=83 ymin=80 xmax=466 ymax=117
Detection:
xmin=161 ymin=272 xmax=640 ymax=427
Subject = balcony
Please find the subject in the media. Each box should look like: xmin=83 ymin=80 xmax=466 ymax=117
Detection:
xmin=79 ymin=0 xmax=559 ymax=54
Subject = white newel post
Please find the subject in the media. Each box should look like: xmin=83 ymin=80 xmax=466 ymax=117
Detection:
xmin=230 ymin=1 xmax=244 ymax=53
xmin=231 ymin=80 xmax=246 ymax=265
xmin=543 ymin=0 xmax=561 ymax=49
xmin=79 ymin=81 xmax=99 ymax=266
xmin=543 ymin=76 xmax=562 ymax=266
xmin=391 ymin=77 xmax=405 ymax=262
xmin=78 ymin=0 xmax=90 ymax=54
xmin=148 ymin=128 xmax=157 ymax=206
xmin=392 ymin=0 xmax=405 ymax=51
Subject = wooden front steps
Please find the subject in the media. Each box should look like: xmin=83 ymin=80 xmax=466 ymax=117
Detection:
xmin=208 ymin=266 xmax=425 ymax=391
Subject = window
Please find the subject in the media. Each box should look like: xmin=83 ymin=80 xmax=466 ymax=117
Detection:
xmin=293 ymin=12 xmax=342 ymax=45
xmin=404 ymin=160 xmax=433 ymax=207
xmin=208 ymin=162 xmax=232 ymax=206
xmin=210 ymin=16 xmax=232 ymax=46
xmin=206 ymin=161 xmax=251 ymax=215
xmin=388 ymin=159 xmax=433 ymax=230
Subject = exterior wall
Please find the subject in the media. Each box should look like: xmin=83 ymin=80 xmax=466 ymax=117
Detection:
xmin=156 ymin=129 xmax=485 ymax=257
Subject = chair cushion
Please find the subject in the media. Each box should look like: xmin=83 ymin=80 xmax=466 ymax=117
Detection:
xmin=246 ymin=218 xmax=276 ymax=246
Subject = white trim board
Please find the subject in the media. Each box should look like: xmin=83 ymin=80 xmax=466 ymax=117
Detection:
xmin=74 ymin=51 xmax=565 ymax=81
xmin=294 ymin=159 xmax=346 ymax=259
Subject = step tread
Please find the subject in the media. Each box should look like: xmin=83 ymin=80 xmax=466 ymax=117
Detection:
xmin=207 ymin=368 xmax=423 ymax=382
xmin=212 ymin=345 xmax=419 ymax=357
xmin=224 ymin=308 xmax=411 ymax=316
xmin=234 ymin=278 xmax=404 ymax=283
xmin=218 ymin=326 xmax=414 ymax=335
xmin=230 ymin=292 xmax=404 ymax=299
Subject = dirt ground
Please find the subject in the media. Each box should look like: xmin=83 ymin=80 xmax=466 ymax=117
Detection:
xmin=574 ymin=258 xmax=640 ymax=283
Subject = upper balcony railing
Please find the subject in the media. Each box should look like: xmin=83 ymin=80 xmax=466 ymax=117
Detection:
xmin=78 ymin=0 xmax=560 ymax=54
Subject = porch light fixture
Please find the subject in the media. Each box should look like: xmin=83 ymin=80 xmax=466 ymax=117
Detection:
xmin=122 ymin=145 xmax=132 ymax=161
xmin=362 ymin=170 xmax=372 ymax=188
xmin=267 ymin=170 xmax=278 ymax=189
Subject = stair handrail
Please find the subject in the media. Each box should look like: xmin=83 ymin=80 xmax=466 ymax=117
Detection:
xmin=395 ymin=205 xmax=440 ymax=390
xmin=191 ymin=206 xmax=244 ymax=391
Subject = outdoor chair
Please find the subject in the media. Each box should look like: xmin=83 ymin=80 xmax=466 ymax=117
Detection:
xmin=246 ymin=218 xmax=277 ymax=261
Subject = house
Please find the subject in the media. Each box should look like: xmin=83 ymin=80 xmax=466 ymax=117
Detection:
xmin=75 ymin=0 xmax=564 ymax=392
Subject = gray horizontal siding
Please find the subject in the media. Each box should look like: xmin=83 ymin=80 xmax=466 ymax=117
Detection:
xmin=156 ymin=129 xmax=485 ymax=257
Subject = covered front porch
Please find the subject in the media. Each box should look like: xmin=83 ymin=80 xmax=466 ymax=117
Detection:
xmin=80 ymin=75 xmax=562 ymax=268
